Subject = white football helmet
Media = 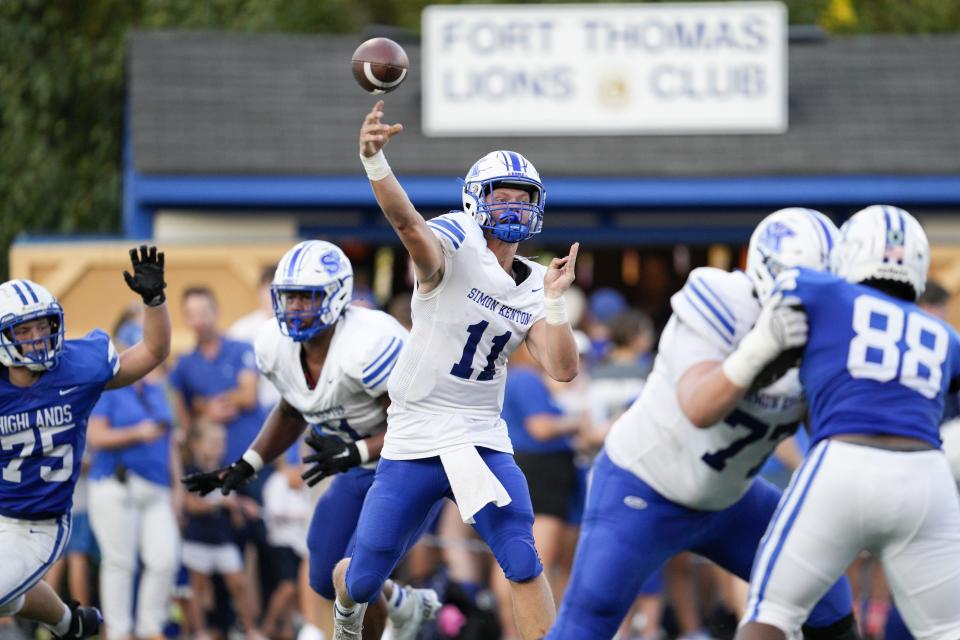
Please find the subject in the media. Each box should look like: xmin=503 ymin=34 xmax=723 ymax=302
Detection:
xmin=271 ymin=241 xmax=353 ymax=341
xmin=831 ymin=205 xmax=929 ymax=300
xmin=746 ymin=208 xmax=839 ymax=303
xmin=0 ymin=279 xmax=65 ymax=371
xmin=461 ymin=150 xmax=545 ymax=243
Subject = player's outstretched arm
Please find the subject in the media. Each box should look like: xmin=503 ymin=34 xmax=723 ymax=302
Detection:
xmin=107 ymin=245 xmax=171 ymax=390
xmin=359 ymin=100 xmax=445 ymax=289
xmin=525 ymin=243 xmax=580 ymax=382
xmin=246 ymin=398 xmax=308 ymax=466
xmin=678 ymin=293 xmax=808 ymax=428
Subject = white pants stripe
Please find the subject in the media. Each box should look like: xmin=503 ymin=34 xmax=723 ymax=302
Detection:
xmin=742 ymin=440 xmax=960 ymax=640
xmin=746 ymin=440 xmax=830 ymax=624
xmin=0 ymin=512 xmax=72 ymax=609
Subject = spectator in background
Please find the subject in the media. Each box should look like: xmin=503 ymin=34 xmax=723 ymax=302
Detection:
xmin=590 ymin=309 xmax=655 ymax=422
xmin=583 ymin=288 xmax=628 ymax=365
xmin=260 ymin=446 xmax=311 ymax=640
xmin=228 ymin=265 xmax=281 ymax=410
xmin=87 ymin=315 xmax=181 ymax=640
xmin=182 ymin=422 xmax=265 ymax=640
xmin=170 ymin=286 xmax=265 ymax=477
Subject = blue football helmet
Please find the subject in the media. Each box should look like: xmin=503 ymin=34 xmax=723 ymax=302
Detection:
xmin=0 ymin=279 xmax=65 ymax=371
xmin=461 ymin=150 xmax=545 ymax=243
xmin=271 ymin=241 xmax=353 ymax=342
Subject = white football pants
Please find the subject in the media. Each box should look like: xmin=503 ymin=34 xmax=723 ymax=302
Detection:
xmin=743 ymin=439 xmax=960 ymax=640
xmin=0 ymin=513 xmax=71 ymax=615
xmin=89 ymin=474 xmax=180 ymax=640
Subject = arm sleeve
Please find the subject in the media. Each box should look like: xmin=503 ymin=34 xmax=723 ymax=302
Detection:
xmin=357 ymin=333 xmax=405 ymax=396
xmin=425 ymin=213 xmax=469 ymax=257
xmin=670 ymin=269 xmax=741 ymax=351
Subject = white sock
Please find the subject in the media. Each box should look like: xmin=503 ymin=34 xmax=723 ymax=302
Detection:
xmin=334 ymin=598 xmax=361 ymax=621
xmin=52 ymin=604 xmax=72 ymax=636
xmin=385 ymin=580 xmax=405 ymax=613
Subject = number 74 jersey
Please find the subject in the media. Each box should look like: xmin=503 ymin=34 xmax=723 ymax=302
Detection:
xmin=781 ymin=268 xmax=960 ymax=448
xmin=384 ymin=211 xmax=547 ymax=460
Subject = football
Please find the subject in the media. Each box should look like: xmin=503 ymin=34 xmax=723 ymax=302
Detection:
xmin=351 ymin=37 xmax=409 ymax=95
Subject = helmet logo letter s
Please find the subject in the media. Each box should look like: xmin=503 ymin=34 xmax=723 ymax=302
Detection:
xmin=320 ymin=251 xmax=342 ymax=276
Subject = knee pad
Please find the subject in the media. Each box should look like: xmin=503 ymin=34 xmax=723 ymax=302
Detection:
xmin=0 ymin=594 xmax=25 ymax=617
xmin=346 ymin=570 xmax=384 ymax=605
xmin=803 ymin=614 xmax=861 ymax=640
xmin=498 ymin=537 xmax=543 ymax=583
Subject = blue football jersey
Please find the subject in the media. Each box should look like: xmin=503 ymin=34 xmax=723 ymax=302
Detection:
xmin=0 ymin=330 xmax=119 ymax=519
xmin=783 ymin=268 xmax=960 ymax=448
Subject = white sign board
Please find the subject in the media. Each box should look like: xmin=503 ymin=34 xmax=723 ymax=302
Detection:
xmin=422 ymin=2 xmax=787 ymax=136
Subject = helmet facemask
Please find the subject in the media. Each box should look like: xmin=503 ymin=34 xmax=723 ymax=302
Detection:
xmin=461 ymin=151 xmax=546 ymax=243
xmin=271 ymin=278 xmax=351 ymax=342
xmin=0 ymin=306 xmax=65 ymax=372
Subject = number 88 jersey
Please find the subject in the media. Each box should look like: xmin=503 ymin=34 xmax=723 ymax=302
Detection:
xmin=384 ymin=210 xmax=546 ymax=460
xmin=782 ymin=267 xmax=960 ymax=448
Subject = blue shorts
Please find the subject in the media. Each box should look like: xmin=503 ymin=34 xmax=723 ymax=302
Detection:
xmin=547 ymin=449 xmax=853 ymax=640
xmin=345 ymin=448 xmax=541 ymax=604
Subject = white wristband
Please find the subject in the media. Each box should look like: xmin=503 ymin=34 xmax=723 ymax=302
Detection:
xmin=722 ymin=339 xmax=768 ymax=388
xmin=360 ymin=150 xmax=392 ymax=181
xmin=543 ymin=295 xmax=568 ymax=326
xmin=241 ymin=449 xmax=264 ymax=472
xmin=355 ymin=440 xmax=371 ymax=464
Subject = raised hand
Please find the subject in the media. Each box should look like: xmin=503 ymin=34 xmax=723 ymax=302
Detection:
xmin=359 ymin=100 xmax=403 ymax=158
xmin=543 ymin=242 xmax=579 ymax=299
xmin=123 ymin=245 xmax=166 ymax=307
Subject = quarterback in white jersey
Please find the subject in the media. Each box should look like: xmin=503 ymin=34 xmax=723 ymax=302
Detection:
xmin=182 ymin=240 xmax=441 ymax=640
xmin=330 ymin=100 xmax=580 ymax=640
xmin=548 ymin=209 xmax=860 ymax=640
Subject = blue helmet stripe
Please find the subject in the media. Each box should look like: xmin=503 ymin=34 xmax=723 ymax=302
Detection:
xmin=19 ymin=281 xmax=40 ymax=304
xmin=286 ymin=244 xmax=307 ymax=278
xmin=10 ymin=283 xmax=28 ymax=305
xmin=508 ymin=151 xmax=522 ymax=172
xmin=883 ymin=206 xmax=893 ymax=236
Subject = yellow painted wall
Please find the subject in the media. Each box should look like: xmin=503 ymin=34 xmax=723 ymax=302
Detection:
xmin=10 ymin=242 xmax=294 ymax=355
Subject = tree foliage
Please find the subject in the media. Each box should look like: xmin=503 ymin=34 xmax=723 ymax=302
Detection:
xmin=1 ymin=0 xmax=957 ymax=277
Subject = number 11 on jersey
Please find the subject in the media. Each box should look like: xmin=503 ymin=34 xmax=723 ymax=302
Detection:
xmin=450 ymin=321 xmax=512 ymax=381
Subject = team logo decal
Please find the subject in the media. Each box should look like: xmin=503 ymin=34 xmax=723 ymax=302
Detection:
xmin=320 ymin=250 xmax=342 ymax=276
xmin=760 ymin=222 xmax=796 ymax=253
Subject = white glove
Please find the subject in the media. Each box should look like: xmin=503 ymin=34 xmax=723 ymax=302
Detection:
xmin=722 ymin=293 xmax=808 ymax=388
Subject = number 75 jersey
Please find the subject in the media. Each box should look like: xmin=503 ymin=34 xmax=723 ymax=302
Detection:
xmin=384 ymin=210 xmax=547 ymax=459
xmin=781 ymin=268 xmax=960 ymax=448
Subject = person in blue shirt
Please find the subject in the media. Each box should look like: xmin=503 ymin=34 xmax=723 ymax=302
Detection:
xmin=87 ymin=317 xmax=180 ymax=640
xmin=170 ymin=286 xmax=264 ymax=471
xmin=0 ymin=246 xmax=170 ymax=640
xmin=736 ymin=206 xmax=960 ymax=640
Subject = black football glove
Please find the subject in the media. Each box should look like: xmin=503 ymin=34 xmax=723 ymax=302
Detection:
xmin=301 ymin=432 xmax=362 ymax=487
xmin=182 ymin=459 xmax=256 ymax=496
xmin=124 ymin=245 xmax=167 ymax=307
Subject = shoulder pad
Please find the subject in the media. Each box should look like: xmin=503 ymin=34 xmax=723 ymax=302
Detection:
xmin=671 ymin=268 xmax=758 ymax=351
xmin=253 ymin=321 xmax=283 ymax=376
